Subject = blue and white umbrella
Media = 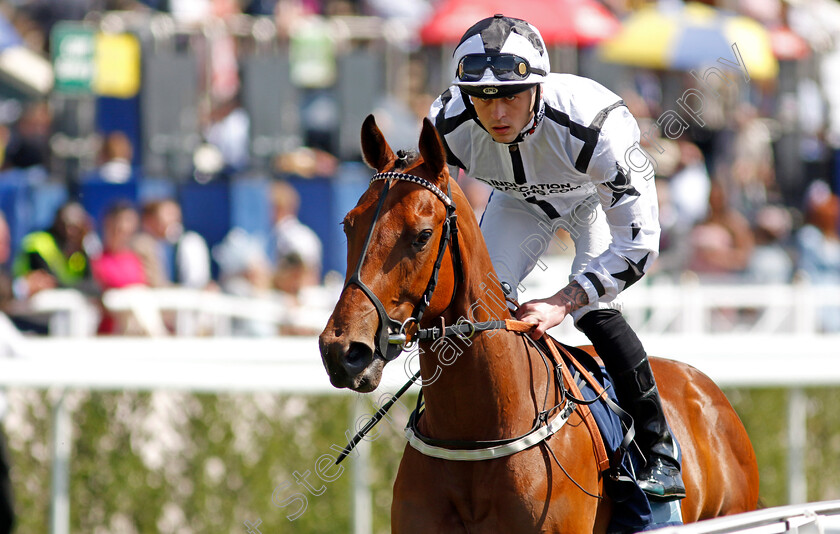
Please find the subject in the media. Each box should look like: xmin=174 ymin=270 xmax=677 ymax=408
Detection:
xmin=599 ymin=2 xmax=778 ymax=80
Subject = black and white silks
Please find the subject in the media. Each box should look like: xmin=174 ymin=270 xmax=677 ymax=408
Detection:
xmin=430 ymin=73 xmax=661 ymax=309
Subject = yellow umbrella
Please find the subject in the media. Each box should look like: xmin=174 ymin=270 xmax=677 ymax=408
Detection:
xmin=599 ymin=2 xmax=778 ymax=80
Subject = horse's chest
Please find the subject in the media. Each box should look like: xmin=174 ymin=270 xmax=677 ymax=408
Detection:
xmin=431 ymin=455 xmax=554 ymax=524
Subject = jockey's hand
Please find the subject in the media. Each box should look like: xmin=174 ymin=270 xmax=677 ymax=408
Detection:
xmin=515 ymin=281 xmax=589 ymax=340
xmin=516 ymin=296 xmax=569 ymax=340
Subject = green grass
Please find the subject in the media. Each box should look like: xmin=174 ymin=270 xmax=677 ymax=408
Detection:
xmin=3 ymin=387 xmax=838 ymax=533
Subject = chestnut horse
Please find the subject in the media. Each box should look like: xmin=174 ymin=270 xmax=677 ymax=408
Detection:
xmin=319 ymin=115 xmax=759 ymax=533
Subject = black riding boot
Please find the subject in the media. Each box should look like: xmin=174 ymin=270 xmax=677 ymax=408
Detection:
xmin=577 ymin=309 xmax=686 ymax=501
xmin=614 ymin=359 xmax=686 ymax=501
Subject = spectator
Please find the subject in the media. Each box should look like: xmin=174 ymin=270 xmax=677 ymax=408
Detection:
xmin=745 ymin=205 xmax=794 ymax=284
xmin=204 ymin=95 xmax=250 ymax=175
xmin=82 ymin=131 xmax=137 ymax=184
xmin=2 ymin=100 xmax=51 ymax=170
xmin=651 ymin=141 xmax=712 ymax=277
xmin=91 ymin=201 xmax=147 ymax=334
xmin=0 ymin=212 xmax=13 ymax=313
xmin=13 ymin=201 xmax=98 ymax=296
xmin=668 ymin=140 xmax=711 ymax=230
xmin=213 ymin=227 xmax=276 ymax=336
xmin=244 ymin=0 xmax=278 ymax=15
xmin=650 ymin=177 xmax=688 ymax=276
xmin=274 ymin=250 xmax=332 ymax=335
xmin=269 ymin=181 xmax=322 ymax=286
xmin=274 ymin=251 xmax=311 ymax=297
xmin=92 ymin=201 xmax=145 ymax=289
xmin=795 ymin=181 xmax=840 ymax=332
xmin=288 ymin=9 xmax=339 ymax=155
xmin=0 ymin=210 xmax=42 ymax=334
xmin=687 ymin=181 xmax=755 ymax=278
xmin=214 ymin=228 xmax=272 ymax=296
xmin=131 ymin=199 xmax=212 ymax=289
xmin=729 ymin=103 xmax=778 ymax=215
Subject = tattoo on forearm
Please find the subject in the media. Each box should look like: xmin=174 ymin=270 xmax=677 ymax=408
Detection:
xmin=558 ymin=282 xmax=589 ymax=311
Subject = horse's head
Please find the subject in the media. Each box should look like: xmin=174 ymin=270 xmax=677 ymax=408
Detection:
xmin=319 ymin=115 xmax=459 ymax=392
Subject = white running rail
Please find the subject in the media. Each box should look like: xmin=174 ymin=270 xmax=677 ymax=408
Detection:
xmin=650 ymin=500 xmax=840 ymax=533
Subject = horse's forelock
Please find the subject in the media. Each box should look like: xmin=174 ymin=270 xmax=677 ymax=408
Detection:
xmin=393 ymin=149 xmax=421 ymax=171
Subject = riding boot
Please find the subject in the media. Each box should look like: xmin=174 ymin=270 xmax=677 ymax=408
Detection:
xmin=614 ymin=359 xmax=686 ymax=501
xmin=577 ymin=309 xmax=685 ymax=501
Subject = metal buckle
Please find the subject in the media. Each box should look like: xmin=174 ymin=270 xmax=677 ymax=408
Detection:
xmin=389 ymin=317 xmax=419 ymax=349
xmin=456 ymin=320 xmax=477 ymax=340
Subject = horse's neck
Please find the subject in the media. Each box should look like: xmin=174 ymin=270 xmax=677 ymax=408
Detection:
xmin=418 ymin=266 xmax=549 ymax=442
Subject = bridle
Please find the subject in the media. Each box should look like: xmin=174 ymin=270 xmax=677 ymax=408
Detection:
xmin=343 ymin=170 xmax=463 ymax=361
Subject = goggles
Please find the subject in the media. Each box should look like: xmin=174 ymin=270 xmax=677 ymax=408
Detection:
xmin=456 ymin=54 xmax=546 ymax=82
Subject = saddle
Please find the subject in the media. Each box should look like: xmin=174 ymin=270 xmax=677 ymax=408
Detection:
xmin=534 ymin=332 xmax=684 ymax=534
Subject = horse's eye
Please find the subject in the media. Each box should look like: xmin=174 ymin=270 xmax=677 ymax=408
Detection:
xmin=413 ymin=229 xmax=433 ymax=247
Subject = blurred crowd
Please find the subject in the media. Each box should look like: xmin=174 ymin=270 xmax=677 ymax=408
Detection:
xmin=0 ymin=0 xmax=837 ymax=336
xmin=0 ymin=179 xmax=325 ymax=336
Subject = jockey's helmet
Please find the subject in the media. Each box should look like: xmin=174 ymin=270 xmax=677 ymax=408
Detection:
xmin=451 ymin=14 xmax=550 ymax=99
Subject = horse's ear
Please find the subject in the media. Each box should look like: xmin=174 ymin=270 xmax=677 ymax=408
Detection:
xmin=418 ymin=117 xmax=447 ymax=185
xmin=361 ymin=114 xmax=396 ymax=172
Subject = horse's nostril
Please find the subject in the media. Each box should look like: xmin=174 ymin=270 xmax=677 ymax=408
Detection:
xmin=345 ymin=342 xmax=373 ymax=373
xmin=347 ymin=342 xmax=371 ymax=364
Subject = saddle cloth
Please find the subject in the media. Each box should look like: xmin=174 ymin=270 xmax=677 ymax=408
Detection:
xmin=556 ymin=342 xmax=684 ymax=534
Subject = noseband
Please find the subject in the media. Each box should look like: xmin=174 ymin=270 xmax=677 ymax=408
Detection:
xmin=343 ymin=171 xmax=463 ymax=361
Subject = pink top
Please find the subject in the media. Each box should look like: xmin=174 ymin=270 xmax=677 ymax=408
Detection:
xmin=92 ymin=251 xmax=147 ymax=289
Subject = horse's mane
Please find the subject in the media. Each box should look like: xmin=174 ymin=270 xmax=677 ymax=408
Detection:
xmin=393 ymin=149 xmax=421 ymax=171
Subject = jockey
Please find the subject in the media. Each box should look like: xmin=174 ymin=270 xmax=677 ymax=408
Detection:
xmin=429 ymin=14 xmax=686 ymax=501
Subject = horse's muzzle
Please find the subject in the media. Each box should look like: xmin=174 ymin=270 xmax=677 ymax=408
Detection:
xmin=319 ymin=335 xmax=381 ymax=392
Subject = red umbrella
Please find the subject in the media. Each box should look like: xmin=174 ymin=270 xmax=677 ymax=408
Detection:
xmin=419 ymin=0 xmax=620 ymax=46
xmin=769 ymin=25 xmax=810 ymax=61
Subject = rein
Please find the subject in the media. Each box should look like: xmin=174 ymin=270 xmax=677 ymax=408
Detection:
xmin=334 ymin=317 xmax=555 ymax=465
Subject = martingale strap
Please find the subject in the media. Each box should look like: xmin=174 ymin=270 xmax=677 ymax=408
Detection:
xmin=336 ymin=314 xmax=620 ymax=472
xmin=404 ymin=400 xmax=577 ymax=461
xmin=404 ymin=319 xmax=611 ymax=471
xmin=405 ymin=319 xmax=610 ymax=466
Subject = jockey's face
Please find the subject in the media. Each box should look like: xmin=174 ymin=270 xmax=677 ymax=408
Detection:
xmin=471 ymin=86 xmax=537 ymax=144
